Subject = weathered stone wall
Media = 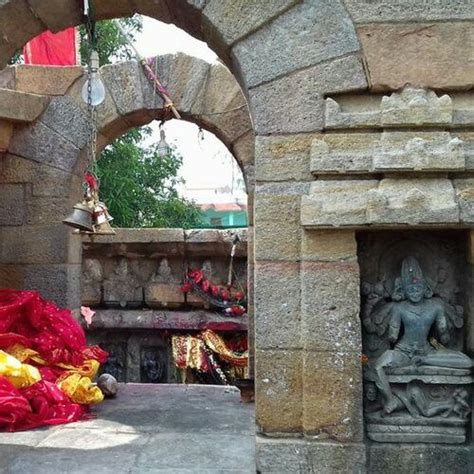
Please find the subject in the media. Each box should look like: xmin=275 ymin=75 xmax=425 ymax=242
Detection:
xmin=81 ymin=228 xmax=248 ymax=384
xmin=1 ymin=1 xmax=474 ymax=472
xmin=0 ymin=55 xmax=254 ymax=309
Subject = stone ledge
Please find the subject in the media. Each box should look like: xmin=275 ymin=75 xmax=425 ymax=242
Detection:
xmin=85 ymin=309 xmax=248 ymax=331
xmin=311 ymin=131 xmax=467 ymax=175
xmin=0 ymin=88 xmax=49 ymax=123
xmin=325 ymin=87 xmax=474 ymax=130
xmin=82 ymin=228 xmax=185 ymax=243
xmin=301 ymin=178 xmax=469 ymax=228
xmin=367 ymin=442 xmax=472 ymax=474
xmin=256 ymin=437 xmax=366 ymax=474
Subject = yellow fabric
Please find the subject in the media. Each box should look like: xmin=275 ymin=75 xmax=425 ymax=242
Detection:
xmin=57 ymin=359 xmax=100 ymax=379
xmin=57 ymin=372 xmax=104 ymax=405
xmin=0 ymin=350 xmax=41 ymax=389
xmin=2 ymin=345 xmax=103 ymax=405
xmin=201 ymin=330 xmax=248 ymax=367
xmin=7 ymin=344 xmax=47 ymax=366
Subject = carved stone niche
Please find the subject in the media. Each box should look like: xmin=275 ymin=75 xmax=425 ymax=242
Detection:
xmin=97 ymin=342 xmax=127 ymax=382
xmin=358 ymin=231 xmax=473 ymax=444
xmin=140 ymin=347 xmax=167 ymax=383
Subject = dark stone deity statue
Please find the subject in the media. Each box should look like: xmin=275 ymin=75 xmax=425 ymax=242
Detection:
xmin=362 ymin=255 xmax=473 ymax=444
xmin=141 ymin=349 xmax=165 ymax=383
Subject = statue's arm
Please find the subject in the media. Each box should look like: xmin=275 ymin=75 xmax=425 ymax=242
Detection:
xmin=435 ymin=305 xmax=449 ymax=345
xmin=388 ymin=309 xmax=401 ymax=343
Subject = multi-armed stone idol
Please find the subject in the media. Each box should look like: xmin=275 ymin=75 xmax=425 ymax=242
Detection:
xmin=362 ymin=256 xmax=473 ymax=444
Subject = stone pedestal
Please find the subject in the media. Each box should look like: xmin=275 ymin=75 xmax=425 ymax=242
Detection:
xmin=366 ymin=368 xmax=472 ymax=444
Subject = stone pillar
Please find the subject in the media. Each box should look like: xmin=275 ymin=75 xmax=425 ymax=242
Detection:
xmin=254 ymin=182 xmax=305 ymax=438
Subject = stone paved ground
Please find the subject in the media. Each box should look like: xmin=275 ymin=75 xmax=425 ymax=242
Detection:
xmin=0 ymin=384 xmax=255 ymax=474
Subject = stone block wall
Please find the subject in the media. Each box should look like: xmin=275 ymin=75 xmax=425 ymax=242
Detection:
xmin=1 ymin=1 xmax=474 ymax=472
xmin=82 ymin=228 xmax=249 ymax=384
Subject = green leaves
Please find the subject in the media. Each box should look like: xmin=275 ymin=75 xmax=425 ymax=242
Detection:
xmin=97 ymin=128 xmax=204 ymax=229
xmin=79 ymin=16 xmax=143 ymax=66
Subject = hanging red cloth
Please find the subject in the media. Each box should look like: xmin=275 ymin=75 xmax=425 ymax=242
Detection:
xmin=23 ymin=28 xmax=78 ymax=66
xmin=0 ymin=289 xmax=107 ymax=432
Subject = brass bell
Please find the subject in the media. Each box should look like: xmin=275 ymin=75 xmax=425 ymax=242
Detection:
xmin=92 ymin=202 xmax=115 ymax=235
xmin=63 ymin=201 xmax=94 ymax=232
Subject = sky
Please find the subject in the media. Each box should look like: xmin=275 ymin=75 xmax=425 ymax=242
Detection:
xmin=133 ymin=16 xmax=247 ymax=205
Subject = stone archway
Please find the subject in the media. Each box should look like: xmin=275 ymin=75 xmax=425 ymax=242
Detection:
xmin=0 ymin=52 xmax=254 ymax=303
xmin=2 ymin=2 xmax=473 ymax=472
xmin=0 ymin=3 xmax=373 ymax=472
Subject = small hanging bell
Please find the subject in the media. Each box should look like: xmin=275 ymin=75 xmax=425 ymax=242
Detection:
xmin=62 ymin=201 xmax=94 ymax=232
xmin=92 ymin=202 xmax=115 ymax=235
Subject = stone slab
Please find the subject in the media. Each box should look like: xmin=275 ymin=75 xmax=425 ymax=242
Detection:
xmin=255 ymin=134 xmax=313 ymax=182
xmin=0 ymin=384 xmax=255 ymax=473
xmin=358 ymin=22 xmax=474 ymax=90
xmin=256 ymin=437 xmax=366 ymax=474
xmin=249 ymin=55 xmax=367 ymax=134
xmin=0 ymin=0 xmax=44 ymax=49
xmin=303 ymin=350 xmax=363 ymax=441
xmin=88 ymin=309 xmax=248 ymax=332
xmin=27 ymin=0 xmax=82 ymax=33
xmin=454 ymin=179 xmax=474 ymax=224
xmin=301 ymin=180 xmax=379 ymax=227
xmin=256 ymin=348 xmax=303 ymax=433
xmin=39 ymin=96 xmax=89 ymax=149
xmin=255 ymin=182 xmax=309 ymax=261
xmin=345 ymin=0 xmax=474 ymax=23
xmin=82 ymin=228 xmax=185 ymax=244
xmin=302 ymin=230 xmax=357 ymax=262
xmin=254 ymin=261 xmax=301 ymax=350
xmin=301 ymin=179 xmax=461 ymax=227
xmin=0 ymin=119 xmax=12 ymax=152
xmin=15 ymin=65 xmax=83 ymax=95
xmin=9 ymin=121 xmax=80 ymax=172
xmin=311 ymin=131 xmax=466 ymax=174
xmin=232 ymin=0 xmax=360 ymax=88
xmin=0 ymin=183 xmax=24 ymax=225
xmin=203 ymin=0 xmax=299 ymax=45
xmin=0 ymin=88 xmax=49 ymax=123
xmin=367 ymin=443 xmax=472 ymax=474
xmin=301 ymin=261 xmax=362 ymax=353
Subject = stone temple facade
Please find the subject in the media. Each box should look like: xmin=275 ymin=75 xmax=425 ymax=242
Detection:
xmin=0 ymin=1 xmax=474 ymax=472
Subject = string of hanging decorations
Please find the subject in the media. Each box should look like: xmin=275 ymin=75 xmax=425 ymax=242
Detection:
xmin=181 ymin=235 xmax=247 ymax=317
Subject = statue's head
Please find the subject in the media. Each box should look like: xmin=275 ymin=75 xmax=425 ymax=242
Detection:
xmin=400 ymin=256 xmax=432 ymax=303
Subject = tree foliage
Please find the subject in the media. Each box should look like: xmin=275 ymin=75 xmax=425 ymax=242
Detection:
xmin=96 ymin=128 xmax=204 ymax=229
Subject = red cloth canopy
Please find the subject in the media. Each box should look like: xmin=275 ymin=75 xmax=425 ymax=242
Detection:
xmin=23 ymin=28 xmax=78 ymax=66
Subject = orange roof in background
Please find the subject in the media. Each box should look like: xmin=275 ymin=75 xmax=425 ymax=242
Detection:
xmin=199 ymin=203 xmax=247 ymax=212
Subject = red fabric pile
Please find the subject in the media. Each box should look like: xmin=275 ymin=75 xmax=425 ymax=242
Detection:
xmin=0 ymin=290 xmax=107 ymax=432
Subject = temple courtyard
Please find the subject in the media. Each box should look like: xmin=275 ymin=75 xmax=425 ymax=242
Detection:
xmin=0 ymin=384 xmax=255 ymax=473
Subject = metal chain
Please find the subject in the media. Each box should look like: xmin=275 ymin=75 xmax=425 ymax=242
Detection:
xmin=84 ymin=8 xmax=98 ymax=186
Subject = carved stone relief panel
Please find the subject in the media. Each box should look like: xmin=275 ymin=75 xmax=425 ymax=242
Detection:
xmin=82 ymin=258 xmax=103 ymax=306
xmin=144 ymin=257 xmax=185 ymax=308
xmin=358 ymin=231 xmax=473 ymax=444
xmin=103 ymin=257 xmax=143 ymax=308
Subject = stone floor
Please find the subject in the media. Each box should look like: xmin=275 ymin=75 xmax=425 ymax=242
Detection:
xmin=0 ymin=384 xmax=255 ymax=474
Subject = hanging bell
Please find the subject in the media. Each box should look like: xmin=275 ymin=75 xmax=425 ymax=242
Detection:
xmin=63 ymin=201 xmax=94 ymax=232
xmin=92 ymin=202 xmax=115 ymax=235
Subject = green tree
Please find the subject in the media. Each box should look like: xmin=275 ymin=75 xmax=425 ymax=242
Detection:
xmin=96 ymin=127 xmax=203 ymax=228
